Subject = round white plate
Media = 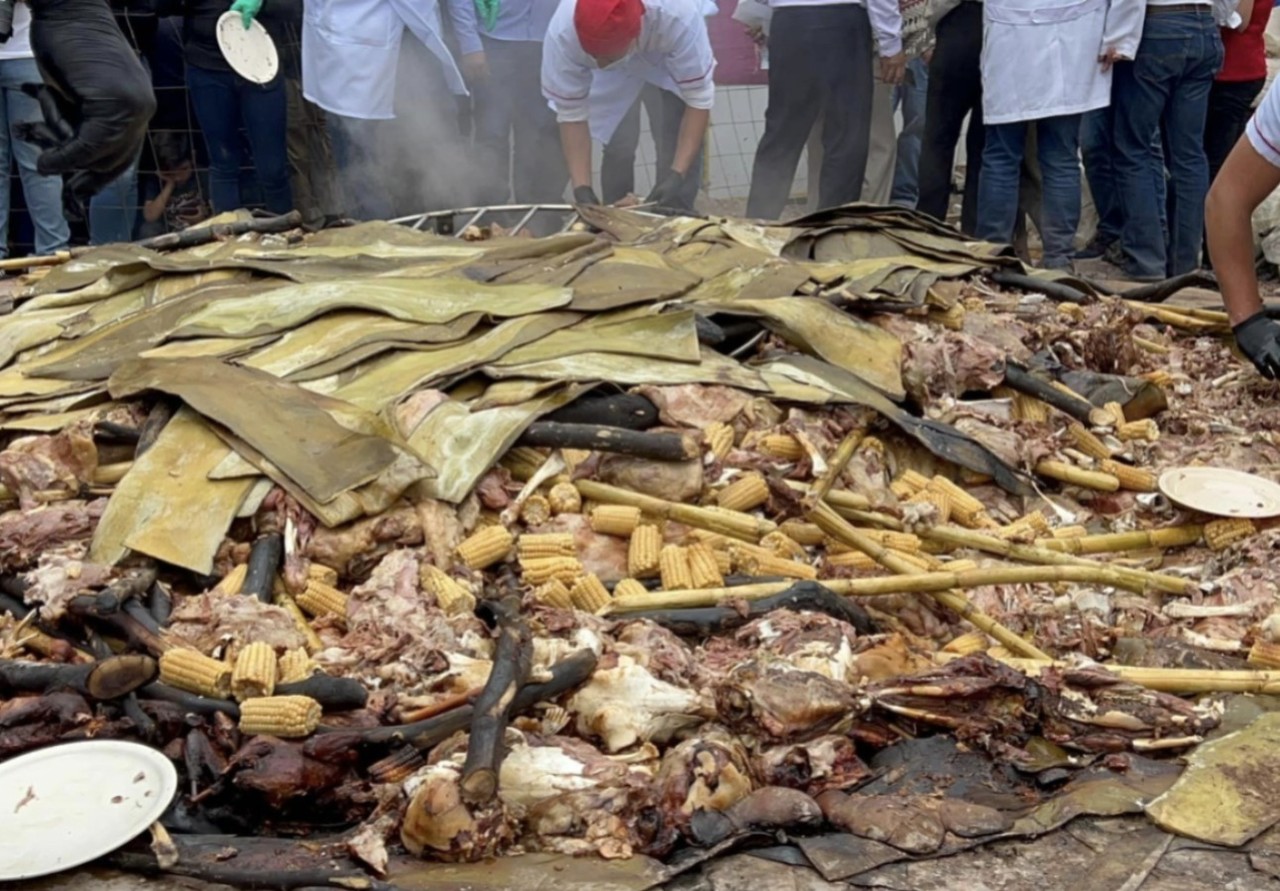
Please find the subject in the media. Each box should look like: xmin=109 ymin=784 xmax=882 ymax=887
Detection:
xmin=1158 ymin=466 xmax=1280 ymax=519
xmin=0 ymin=740 xmax=178 ymax=881
xmin=216 ymin=11 xmax=280 ymax=85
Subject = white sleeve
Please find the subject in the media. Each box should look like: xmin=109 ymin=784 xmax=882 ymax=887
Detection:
xmin=867 ymin=0 xmax=903 ymax=56
xmin=1247 ymin=81 xmax=1280 ymax=168
xmin=662 ymin=8 xmax=717 ymax=109
xmin=541 ymin=30 xmax=593 ymax=122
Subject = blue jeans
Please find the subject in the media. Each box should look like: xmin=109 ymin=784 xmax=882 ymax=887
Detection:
xmin=976 ymin=113 xmax=1082 ymax=268
xmin=1113 ymin=9 xmax=1223 ymax=278
xmin=1079 ymin=107 xmax=1122 ymax=246
xmin=890 ymin=56 xmax=928 ymax=207
xmin=0 ymin=57 xmax=68 ymax=257
xmin=88 ymin=158 xmax=139 ymax=244
xmin=186 ymin=63 xmax=292 ymax=215
xmin=328 ymin=114 xmax=393 ymax=221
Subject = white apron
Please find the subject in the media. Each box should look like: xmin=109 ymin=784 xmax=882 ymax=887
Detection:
xmin=302 ymin=0 xmax=467 ymax=121
xmin=587 ymin=55 xmax=684 ymax=144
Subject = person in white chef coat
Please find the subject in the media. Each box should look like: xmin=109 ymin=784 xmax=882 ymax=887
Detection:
xmin=973 ymin=0 xmax=1143 ymax=269
xmin=540 ymin=0 xmax=716 ymax=210
xmin=302 ymin=0 xmax=467 ymax=219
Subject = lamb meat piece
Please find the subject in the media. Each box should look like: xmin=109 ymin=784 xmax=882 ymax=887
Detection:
xmin=876 ymin=316 xmax=1007 ymax=402
xmin=0 ymin=424 xmax=98 ymax=509
xmin=634 ymin=384 xmax=749 ymax=428
xmin=566 ymin=654 xmax=712 ymax=752
xmin=227 ymin=736 xmax=351 ymax=810
xmin=730 ymin=610 xmax=862 ymax=682
xmin=0 ymin=498 xmax=106 ymax=572
xmin=753 ymin=735 xmax=872 ymax=796
xmin=22 ymin=546 xmax=115 ymax=622
xmin=304 ymin=506 xmax=423 ymax=578
xmin=400 ymin=757 xmax=517 ymax=862
xmin=475 ymin=468 xmax=513 ymax=511
xmin=165 ymin=590 xmax=308 ymax=659
xmin=527 ymin=783 xmax=665 ymax=860
xmin=715 ymin=658 xmax=860 ymax=742
xmin=653 ymin=727 xmax=754 ymax=845
xmin=541 ymin=513 xmax=630 ymax=583
xmin=416 ymin=497 xmax=469 ymax=570
xmin=612 ymin=619 xmax=701 ymax=687
xmin=597 ymin=455 xmax=703 ymax=503
xmin=498 ymin=732 xmax=654 ymax=811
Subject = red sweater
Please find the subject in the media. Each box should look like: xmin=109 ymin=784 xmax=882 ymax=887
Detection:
xmin=1219 ymin=0 xmax=1272 ymax=83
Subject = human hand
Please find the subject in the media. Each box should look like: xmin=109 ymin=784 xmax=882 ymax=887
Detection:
xmin=646 ymin=169 xmax=686 ymax=208
xmin=460 ymin=51 xmax=489 ymax=83
xmin=1233 ymin=311 xmax=1280 ymax=379
xmin=745 ymin=24 xmax=765 ymax=45
xmin=879 ymin=51 xmax=906 ymax=86
xmin=230 ymin=0 xmax=262 ymax=29
xmin=1098 ymin=46 xmax=1129 ymax=72
xmin=573 ymin=184 xmax=600 ymax=205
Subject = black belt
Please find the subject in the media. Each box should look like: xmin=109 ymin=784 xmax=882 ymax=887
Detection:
xmin=1146 ymin=3 xmax=1212 ymax=12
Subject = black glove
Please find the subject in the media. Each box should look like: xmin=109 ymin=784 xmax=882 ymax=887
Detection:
xmin=646 ymin=169 xmax=686 ymax=208
xmin=1233 ymin=311 xmax=1280 ymax=379
xmin=573 ymin=184 xmax=599 ymax=206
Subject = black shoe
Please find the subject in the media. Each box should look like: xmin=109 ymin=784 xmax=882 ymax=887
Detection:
xmin=1074 ymin=235 xmax=1114 ymax=260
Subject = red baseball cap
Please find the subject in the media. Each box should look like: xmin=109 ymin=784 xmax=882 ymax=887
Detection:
xmin=575 ymin=0 xmax=644 ymax=58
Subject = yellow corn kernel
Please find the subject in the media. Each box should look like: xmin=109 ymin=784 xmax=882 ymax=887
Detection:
xmin=547 ymin=481 xmax=582 ymax=515
xmin=716 ymin=472 xmax=770 ymax=512
xmin=239 ymin=695 xmax=322 ymax=738
xmin=761 ymin=531 xmax=807 ymax=561
xmin=534 ymin=579 xmax=573 ymax=609
xmin=705 ymin=422 xmax=735 ymax=460
xmin=1248 ymin=640 xmax=1280 ymax=669
xmin=212 ymin=563 xmax=248 ymax=596
xmin=421 ymin=565 xmax=477 ymax=616
xmin=904 ymin=488 xmax=951 ymax=524
xmin=308 ymin=563 xmax=339 ymax=587
xmin=590 ymin=504 xmax=642 ymax=537
xmin=159 ymin=648 xmax=232 ymax=699
xmin=1103 ymin=401 xmax=1127 ymax=428
xmin=519 ymin=494 xmax=552 ymax=527
xmin=613 ymin=578 xmax=649 ymax=601
xmin=1117 ymin=418 xmax=1160 ymax=442
xmin=889 ymin=479 xmax=915 ymax=500
xmin=628 ymin=524 xmax=663 ymax=579
xmin=779 ymin=520 xmax=826 ymax=547
xmin=659 ymin=545 xmax=694 ymax=590
xmin=569 ymin=573 xmax=612 ymax=614
xmin=1204 ymin=518 xmax=1256 ymax=551
xmin=737 ymin=551 xmax=818 ymax=580
xmin=1100 ymin=459 xmax=1158 ymax=493
xmin=1019 ymin=510 xmax=1052 ymax=536
xmin=1053 ymin=525 xmax=1089 ymax=539
xmin=860 ymin=437 xmax=886 ymax=457
xmin=1057 ymin=302 xmax=1086 ymax=322
xmin=1141 ymin=370 xmax=1173 ymax=387
xmin=1012 ymin=394 xmax=1050 ymax=423
xmin=521 ymin=556 xmax=583 ymax=586
xmin=517 ymin=533 xmax=577 ymax=559
xmin=932 ymin=301 xmax=967 ymax=331
xmin=942 ymin=631 xmax=989 ymax=655
xmin=825 ymin=551 xmax=880 ymax=571
xmin=926 ymin=475 xmax=984 ymax=515
xmin=502 ymin=446 xmax=548 ymax=481
xmin=297 ymin=579 xmax=348 ymax=621
xmin=894 ymin=470 xmax=931 ymax=495
xmin=231 ymin=641 xmax=278 ymax=702
xmin=277 ymin=648 xmax=316 ymax=684
xmin=687 ymin=543 xmax=725 ymax=588
xmin=1068 ymin=422 xmax=1113 ymax=462
xmin=713 ymin=549 xmax=733 ymax=576
xmin=941 ymin=559 xmax=980 ymax=573
xmin=455 ymin=524 xmax=514 ymax=569
xmin=757 ymin=433 xmax=805 ymax=461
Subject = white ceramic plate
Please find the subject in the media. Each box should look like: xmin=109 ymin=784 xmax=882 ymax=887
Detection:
xmin=216 ymin=11 xmax=280 ymax=85
xmin=1158 ymin=466 xmax=1280 ymax=519
xmin=0 ymin=740 xmax=178 ymax=881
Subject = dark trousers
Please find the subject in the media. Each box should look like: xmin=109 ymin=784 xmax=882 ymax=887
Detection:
xmin=916 ymin=1 xmax=984 ymax=232
xmin=745 ymin=3 xmax=873 ymax=219
xmin=1205 ymin=77 xmax=1264 ymax=184
xmin=186 ymin=63 xmax=292 ymax=215
xmin=472 ymin=36 xmax=567 ymax=205
xmin=602 ymin=84 xmax=701 ymax=210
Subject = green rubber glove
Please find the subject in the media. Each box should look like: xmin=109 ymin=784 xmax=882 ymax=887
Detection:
xmin=230 ymin=0 xmax=262 ymax=29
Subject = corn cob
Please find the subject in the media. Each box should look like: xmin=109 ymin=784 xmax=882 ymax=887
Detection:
xmin=628 ymin=524 xmax=663 ymax=579
xmin=780 ymin=520 xmax=826 ymax=547
xmin=690 ymin=529 xmax=732 ymax=549
xmin=737 ymin=551 xmax=818 ymax=579
xmin=941 ymin=559 xmax=980 ymax=573
xmin=1068 ymin=422 xmax=1113 ymax=461
xmin=942 ymin=631 xmax=988 ymax=655
xmin=716 ymin=472 xmax=770 ymax=512
xmin=231 ymin=641 xmax=278 ymax=702
xmin=613 ymin=578 xmax=649 ymax=601
xmin=1204 ymin=518 xmax=1256 ymax=551
xmin=501 ymin=446 xmax=547 ymax=481
xmin=1012 ymin=394 xmax=1051 ymax=423
xmin=1103 ymin=401 xmax=1127 ymax=428
xmin=534 ymin=578 xmax=574 ymax=609
xmin=420 ymin=565 xmax=477 ymax=616
xmin=932 ymin=301 xmax=967 ymax=330
xmin=517 ymin=533 xmax=577 ymax=559
xmin=687 ymin=543 xmax=725 ymax=588
xmin=823 ymin=536 xmax=855 ymax=556
xmin=519 ymin=494 xmax=552 ymax=527
xmin=277 ymin=648 xmax=316 ymax=684
xmin=713 ymin=549 xmax=733 ymax=576
xmin=757 ymin=433 xmax=804 ymax=461
xmin=704 ymin=422 xmax=735 ymax=460
xmin=308 ymin=564 xmax=339 ymax=587
xmin=889 ymin=479 xmax=916 ymax=500
xmin=904 ymin=488 xmax=951 ymax=523
xmin=455 ymin=525 xmax=514 ymax=569
xmin=825 ymin=550 xmax=880 ymax=571
xmin=212 ymin=563 xmax=248 ymax=596
xmin=659 ymin=546 xmax=693 ymax=590
xmin=1020 ymin=511 xmax=1052 ymax=535
xmin=761 ymin=531 xmax=807 ymax=561
xmin=1117 ymin=418 xmax=1160 ymax=442
xmin=1141 ymin=370 xmax=1174 ymax=387
xmin=893 ymin=470 xmax=931 ymax=495
xmin=1057 ymin=302 xmax=1086 ymax=322
xmin=521 ymin=556 xmax=582 ymax=586
xmin=297 ymin=580 xmax=348 ymax=620
xmin=1053 ymin=525 xmax=1089 ymax=539
xmin=926 ymin=475 xmax=985 ymax=515
xmin=239 ymin=695 xmax=322 ymax=738
xmin=1248 ymin=640 xmax=1280 ymax=669
xmin=590 ymin=504 xmax=642 ymax=537
xmin=159 ymin=648 xmax=232 ymax=699
xmin=547 ymin=482 xmax=582 ymax=515
xmin=1036 ymin=460 xmax=1120 ymax=492
xmin=1100 ymin=459 xmax=1158 ymax=493
xmin=569 ymin=573 xmax=612 ymax=613
xmin=860 ymin=437 xmax=886 ymax=456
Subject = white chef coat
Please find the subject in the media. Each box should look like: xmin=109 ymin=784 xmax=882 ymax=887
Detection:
xmin=980 ymin=0 xmax=1144 ymax=125
xmin=541 ymin=0 xmax=717 ymax=144
xmin=1247 ymin=79 xmax=1280 ymax=168
xmin=302 ymin=0 xmax=467 ymax=120
xmin=767 ymin=0 xmax=903 ymax=58
xmin=446 ymin=0 xmax=560 ymax=56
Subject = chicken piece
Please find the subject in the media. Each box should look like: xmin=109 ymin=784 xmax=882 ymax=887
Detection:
xmin=567 ymin=655 xmax=712 ymax=752
xmin=754 ymin=735 xmax=872 ymax=796
xmin=21 ymin=546 xmax=115 ymax=622
xmin=654 ymin=727 xmax=755 ymax=842
xmin=541 ymin=513 xmax=630 ymax=583
xmin=525 ymin=784 xmax=664 ymax=860
xmin=634 ymin=385 xmax=750 ymax=428
xmin=731 ymin=610 xmax=862 ymax=682
xmin=612 ymin=620 xmax=701 ymax=687
xmin=0 ymin=426 xmax=98 ymax=509
xmin=165 ymin=590 xmax=308 ymax=659
xmin=498 ymin=733 xmax=654 ymax=810
xmin=227 ymin=736 xmax=351 ymax=810
xmin=715 ymin=658 xmax=860 ymax=742
xmin=305 ymin=507 xmax=423 ymax=578
xmin=0 ymin=498 xmax=106 ymax=572
xmin=400 ymin=757 xmax=516 ymax=862
xmin=598 ymin=455 xmax=703 ymax=503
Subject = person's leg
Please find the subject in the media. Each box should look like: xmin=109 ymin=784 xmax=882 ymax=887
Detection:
xmin=916 ymin=2 xmax=984 ymax=222
xmin=745 ymin=5 xmax=827 ymax=218
xmin=654 ymin=88 xmax=701 ymax=209
xmin=805 ymin=119 xmax=823 ymax=213
xmin=1201 ymin=76 xmax=1264 ymax=266
xmin=472 ymin=35 xmax=517 ymax=205
xmin=601 ymin=95 xmax=642 ymax=204
xmin=238 ymin=76 xmax=293 ymax=215
xmin=1163 ymin=13 xmax=1222 ymax=275
xmin=328 ymin=114 xmax=391 ymax=221
xmin=816 ymin=5 xmax=874 ymax=208
xmin=960 ymin=111 xmax=985 ymax=234
xmin=1034 ymin=112 xmax=1083 ymax=268
xmin=87 ymin=157 xmax=139 ymax=244
xmin=3 ymin=58 xmax=68 ymax=254
xmin=863 ymin=76 xmax=897 ymax=204
xmin=890 ymin=56 xmax=928 ymax=206
xmin=1078 ymin=105 xmax=1121 ymax=254
xmin=187 ymin=64 xmax=245 ymax=214
xmin=285 ymin=76 xmax=321 ymax=224
xmin=974 ymin=119 xmax=1026 ymax=246
xmin=514 ymin=41 xmax=569 ymax=205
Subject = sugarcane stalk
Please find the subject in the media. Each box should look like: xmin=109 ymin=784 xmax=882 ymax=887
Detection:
xmin=1126 ymin=301 xmax=1222 ymax=332
xmin=575 ymin=479 xmax=776 ymax=541
xmin=1035 ymin=460 xmax=1120 ymax=492
xmin=809 ymin=502 xmax=1051 ymax=661
xmin=461 ymin=596 xmax=531 ymax=805
xmin=806 ymin=427 xmax=867 ymax=507
xmin=937 ymin=651 xmax=1280 ymax=695
xmin=921 ymin=525 xmax=1196 ymax=596
xmin=1036 ymin=525 xmax=1203 ymax=555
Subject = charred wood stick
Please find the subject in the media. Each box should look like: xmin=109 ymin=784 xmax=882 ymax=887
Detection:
xmin=93 ymin=420 xmax=141 ymax=444
xmin=694 ymin=313 xmax=727 ymax=345
xmin=1119 ymin=270 xmax=1217 ymax=304
xmin=275 ymin=676 xmax=367 ymax=712
xmin=134 ymin=210 xmax=304 ymax=252
xmin=242 ymin=533 xmax=283 ymax=604
xmin=991 ymin=269 xmax=1093 ymax=305
xmin=121 ymin=692 xmax=157 ymax=740
xmin=136 ymin=398 xmax=179 ymax=458
xmin=122 ymin=597 xmax=162 ymax=637
xmin=623 ymin=580 xmax=877 ymax=637
xmin=106 ymin=845 xmax=394 ymax=891
xmin=461 ymin=596 xmax=531 ymax=804
xmin=518 ymin=421 xmax=698 ymax=461
xmin=1002 ymin=363 xmax=1095 ymax=424
xmin=149 ymin=581 xmax=173 ymax=626
xmin=0 ymin=655 xmax=156 ymax=699
xmin=140 ymin=683 xmax=240 ymax=718
xmin=544 ymin=392 xmax=659 ymax=430
xmin=398 ymin=687 xmax=482 ymax=723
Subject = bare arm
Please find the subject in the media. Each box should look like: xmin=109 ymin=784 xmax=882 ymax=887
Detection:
xmin=1236 ymin=0 xmax=1255 ymax=29
xmin=559 ymin=120 xmax=593 ymax=191
xmin=1206 ymin=137 xmax=1280 ymax=324
xmin=143 ymin=180 xmax=175 ymax=223
xmin=671 ymin=106 xmax=709 ymax=177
